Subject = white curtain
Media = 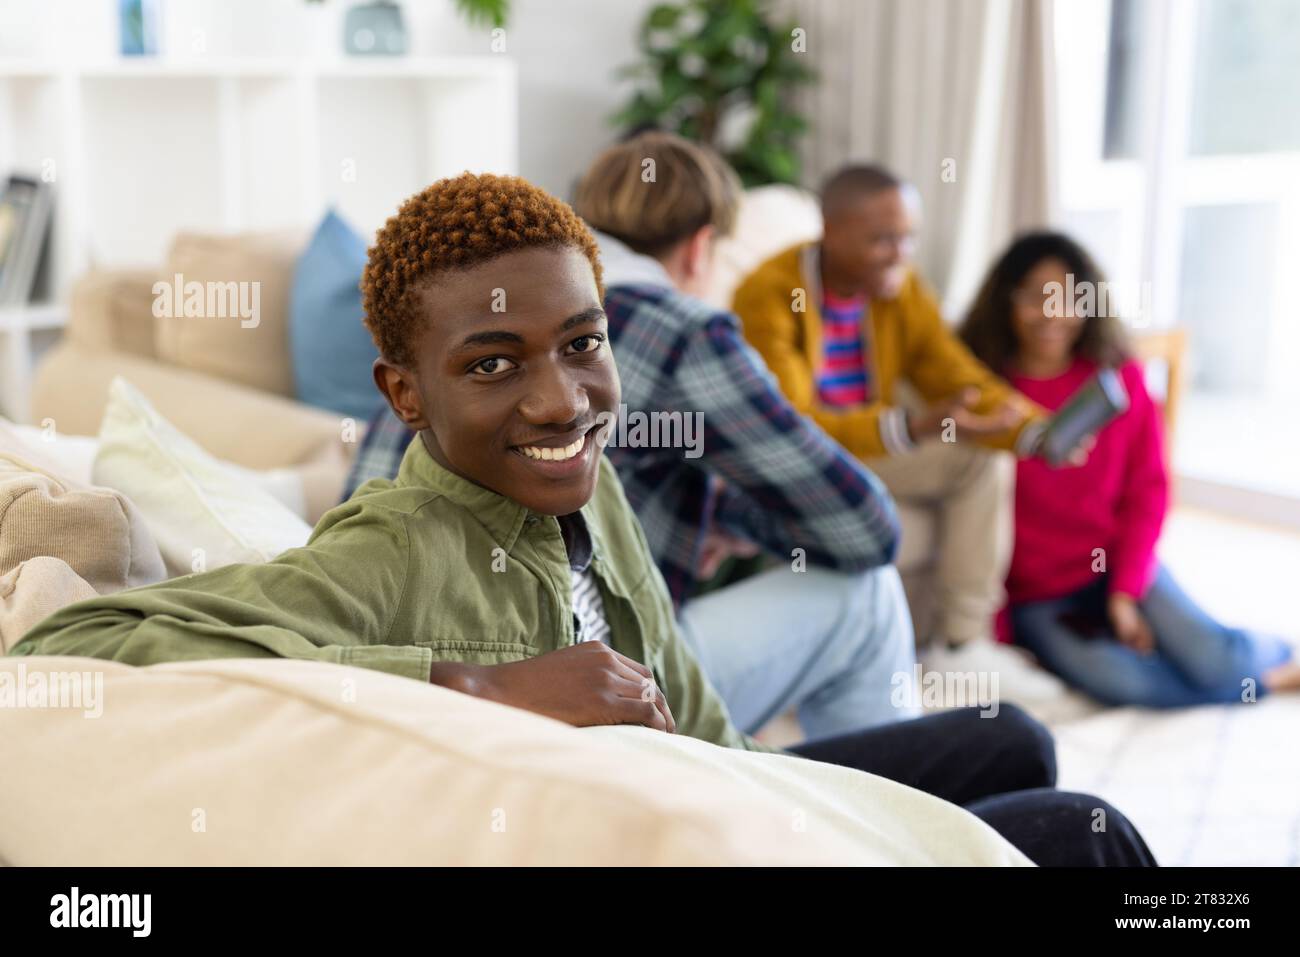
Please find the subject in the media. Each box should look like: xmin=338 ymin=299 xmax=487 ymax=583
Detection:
xmin=786 ymin=0 xmax=1059 ymax=318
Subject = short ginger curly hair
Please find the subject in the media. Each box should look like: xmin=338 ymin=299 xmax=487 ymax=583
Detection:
xmin=361 ymin=172 xmax=604 ymax=367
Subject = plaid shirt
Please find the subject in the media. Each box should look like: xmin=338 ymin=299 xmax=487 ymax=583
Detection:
xmin=342 ymin=282 xmax=900 ymax=611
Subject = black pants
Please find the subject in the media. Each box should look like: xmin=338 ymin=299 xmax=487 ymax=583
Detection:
xmin=787 ymin=704 xmax=1157 ymax=866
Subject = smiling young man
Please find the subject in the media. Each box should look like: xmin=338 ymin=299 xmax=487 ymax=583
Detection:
xmin=12 ymin=174 xmax=708 ymax=740
xmin=11 ymin=173 xmax=1154 ymax=866
xmin=346 ymin=133 xmax=919 ymax=739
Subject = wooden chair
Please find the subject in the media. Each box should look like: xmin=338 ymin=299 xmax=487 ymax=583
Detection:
xmin=1130 ymin=327 xmax=1190 ymax=446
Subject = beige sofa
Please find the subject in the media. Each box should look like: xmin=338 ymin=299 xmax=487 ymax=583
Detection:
xmin=0 ymin=416 xmax=1027 ymax=866
xmin=31 ymin=232 xmax=358 ymax=522
xmin=0 ymin=655 xmax=1029 ymax=866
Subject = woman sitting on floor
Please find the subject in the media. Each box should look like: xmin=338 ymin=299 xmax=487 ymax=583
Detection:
xmin=960 ymin=231 xmax=1300 ymax=707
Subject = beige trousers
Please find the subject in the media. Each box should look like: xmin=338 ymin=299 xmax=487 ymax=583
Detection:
xmin=863 ymin=440 xmax=1015 ymax=646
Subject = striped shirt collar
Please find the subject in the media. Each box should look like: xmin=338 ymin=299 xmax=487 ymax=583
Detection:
xmin=557 ymin=512 xmax=594 ymax=572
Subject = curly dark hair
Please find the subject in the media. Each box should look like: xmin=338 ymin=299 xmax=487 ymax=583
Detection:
xmin=361 ymin=172 xmax=604 ymax=367
xmin=958 ymin=231 xmax=1131 ymax=374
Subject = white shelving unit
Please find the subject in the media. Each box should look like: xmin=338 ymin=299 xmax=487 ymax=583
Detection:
xmin=0 ymin=55 xmax=517 ymax=288
xmin=0 ymin=303 xmax=65 ymax=423
xmin=0 ymin=53 xmax=517 ymax=421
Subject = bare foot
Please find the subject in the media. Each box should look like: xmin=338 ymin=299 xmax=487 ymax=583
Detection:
xmin=1263 ymin=659 xmax=1300 ymax=693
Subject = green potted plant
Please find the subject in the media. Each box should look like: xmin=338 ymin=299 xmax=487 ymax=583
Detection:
xmin=613 ymin=0 xmax=814 ymax=186
xmin=451 ymin=0 xmax=509 ymax=29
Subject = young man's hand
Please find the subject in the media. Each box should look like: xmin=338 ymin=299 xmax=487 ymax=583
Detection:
xmin=429 ymin=642 xmax=676 ymax=733
xmin=1107 ymin=593 xmax=1155 ymax=654
xmin=696 ymin=526 xmax=761 ymax=580
xmin=905 ymin=387 xmax=1027 ymax=444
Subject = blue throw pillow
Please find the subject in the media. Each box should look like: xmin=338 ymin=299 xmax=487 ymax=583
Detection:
xmin=289 ymin=210 xmax=383 ymax=421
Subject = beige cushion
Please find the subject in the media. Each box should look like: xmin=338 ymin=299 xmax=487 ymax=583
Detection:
xmin=0 ymin=427 xmax=165 ymax=594
xmin=154 ymin=230 xmax=302 ymax=397
xmin=67 ymin=268 xmax=160 ymax=359
xmin=93 ymin=377 xmax=312 ymax=577
xmin=0 ymin=656 xmax=1031 ymax=866
xmin=31 ymin=343 xmax=358 ymax=473
xmin=0 ymin=558 xmax=96 ymax=653
xmin=705 ymin=184 xmax=823 ymax=310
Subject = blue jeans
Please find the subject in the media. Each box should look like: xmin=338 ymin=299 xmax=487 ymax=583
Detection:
xmin=1011 ymin=565 xmax=1293 ymax=708
xmin=676 ymin=565 xmax=919 ymax=738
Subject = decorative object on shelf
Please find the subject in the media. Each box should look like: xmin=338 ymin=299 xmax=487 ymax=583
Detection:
xmin=613 ymin=0 xmax=814 ymax=187
xmin=453 ymin=0 xmax=510 ymax=30
xmin=309 ymin=0 xmax=509 ymax=55
xmin=343 ymin=0 xmax=408 ymax=56
xmin=0 ymin=174 xmax=53 ymax=308
xmin=118 ymin=0 xmax=161 ymax=57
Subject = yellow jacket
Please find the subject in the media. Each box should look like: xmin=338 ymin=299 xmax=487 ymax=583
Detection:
xmin=732 ymin=243 xmax=1042 ymax=458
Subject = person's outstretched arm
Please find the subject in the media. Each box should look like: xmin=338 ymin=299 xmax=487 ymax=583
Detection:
xmin=898 ymin=277 xmax=1045 ymax=451
xmin=8 ymin=504 xmax=433 ymax=682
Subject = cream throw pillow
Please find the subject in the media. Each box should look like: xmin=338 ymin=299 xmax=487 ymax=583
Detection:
xmin=0 ymin=422 xmax=98 ymax=486
xmin=0 ymin=426 xmax=165 ymax=594
xmin=0 ymin=656 xmax=1032 ymax=866
xmin=2 ymin=416 xmax=310 ymax=520
xmin=0 ymin=558 xmax=97 ymax=653
xmin=93 ymin=377 xmax=313 ymax=576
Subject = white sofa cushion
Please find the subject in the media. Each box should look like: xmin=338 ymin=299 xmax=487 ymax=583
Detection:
xmin=704 ymin=184 xmax=823 ymax=310
xmin=92 ymin=377 xmax=312 ymax=576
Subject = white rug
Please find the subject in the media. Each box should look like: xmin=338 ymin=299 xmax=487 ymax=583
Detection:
xmin=1048 ymin=696 xmax=1300 ymax=866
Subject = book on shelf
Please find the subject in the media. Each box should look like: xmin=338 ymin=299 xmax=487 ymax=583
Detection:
xmin=0 ymin=174 xmax=54 ymax=308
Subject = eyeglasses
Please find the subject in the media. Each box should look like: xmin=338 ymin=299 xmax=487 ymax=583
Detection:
xmin=868 ymin=233 xmax=915 ymax=253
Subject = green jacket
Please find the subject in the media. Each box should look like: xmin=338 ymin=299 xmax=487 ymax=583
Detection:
xmin=11 ymin=438 xmax=770 ymax=752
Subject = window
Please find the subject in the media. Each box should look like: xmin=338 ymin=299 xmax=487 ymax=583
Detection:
xmin=1054 ymin=0 xmax=1300 ymax=502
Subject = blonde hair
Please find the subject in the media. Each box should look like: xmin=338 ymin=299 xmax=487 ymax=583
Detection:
xmin=574 ymin=131 xmax=741 ymax=258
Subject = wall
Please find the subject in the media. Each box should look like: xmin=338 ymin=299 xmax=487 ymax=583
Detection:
xmin=0 ymin=0 xmax=656 ymax=199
